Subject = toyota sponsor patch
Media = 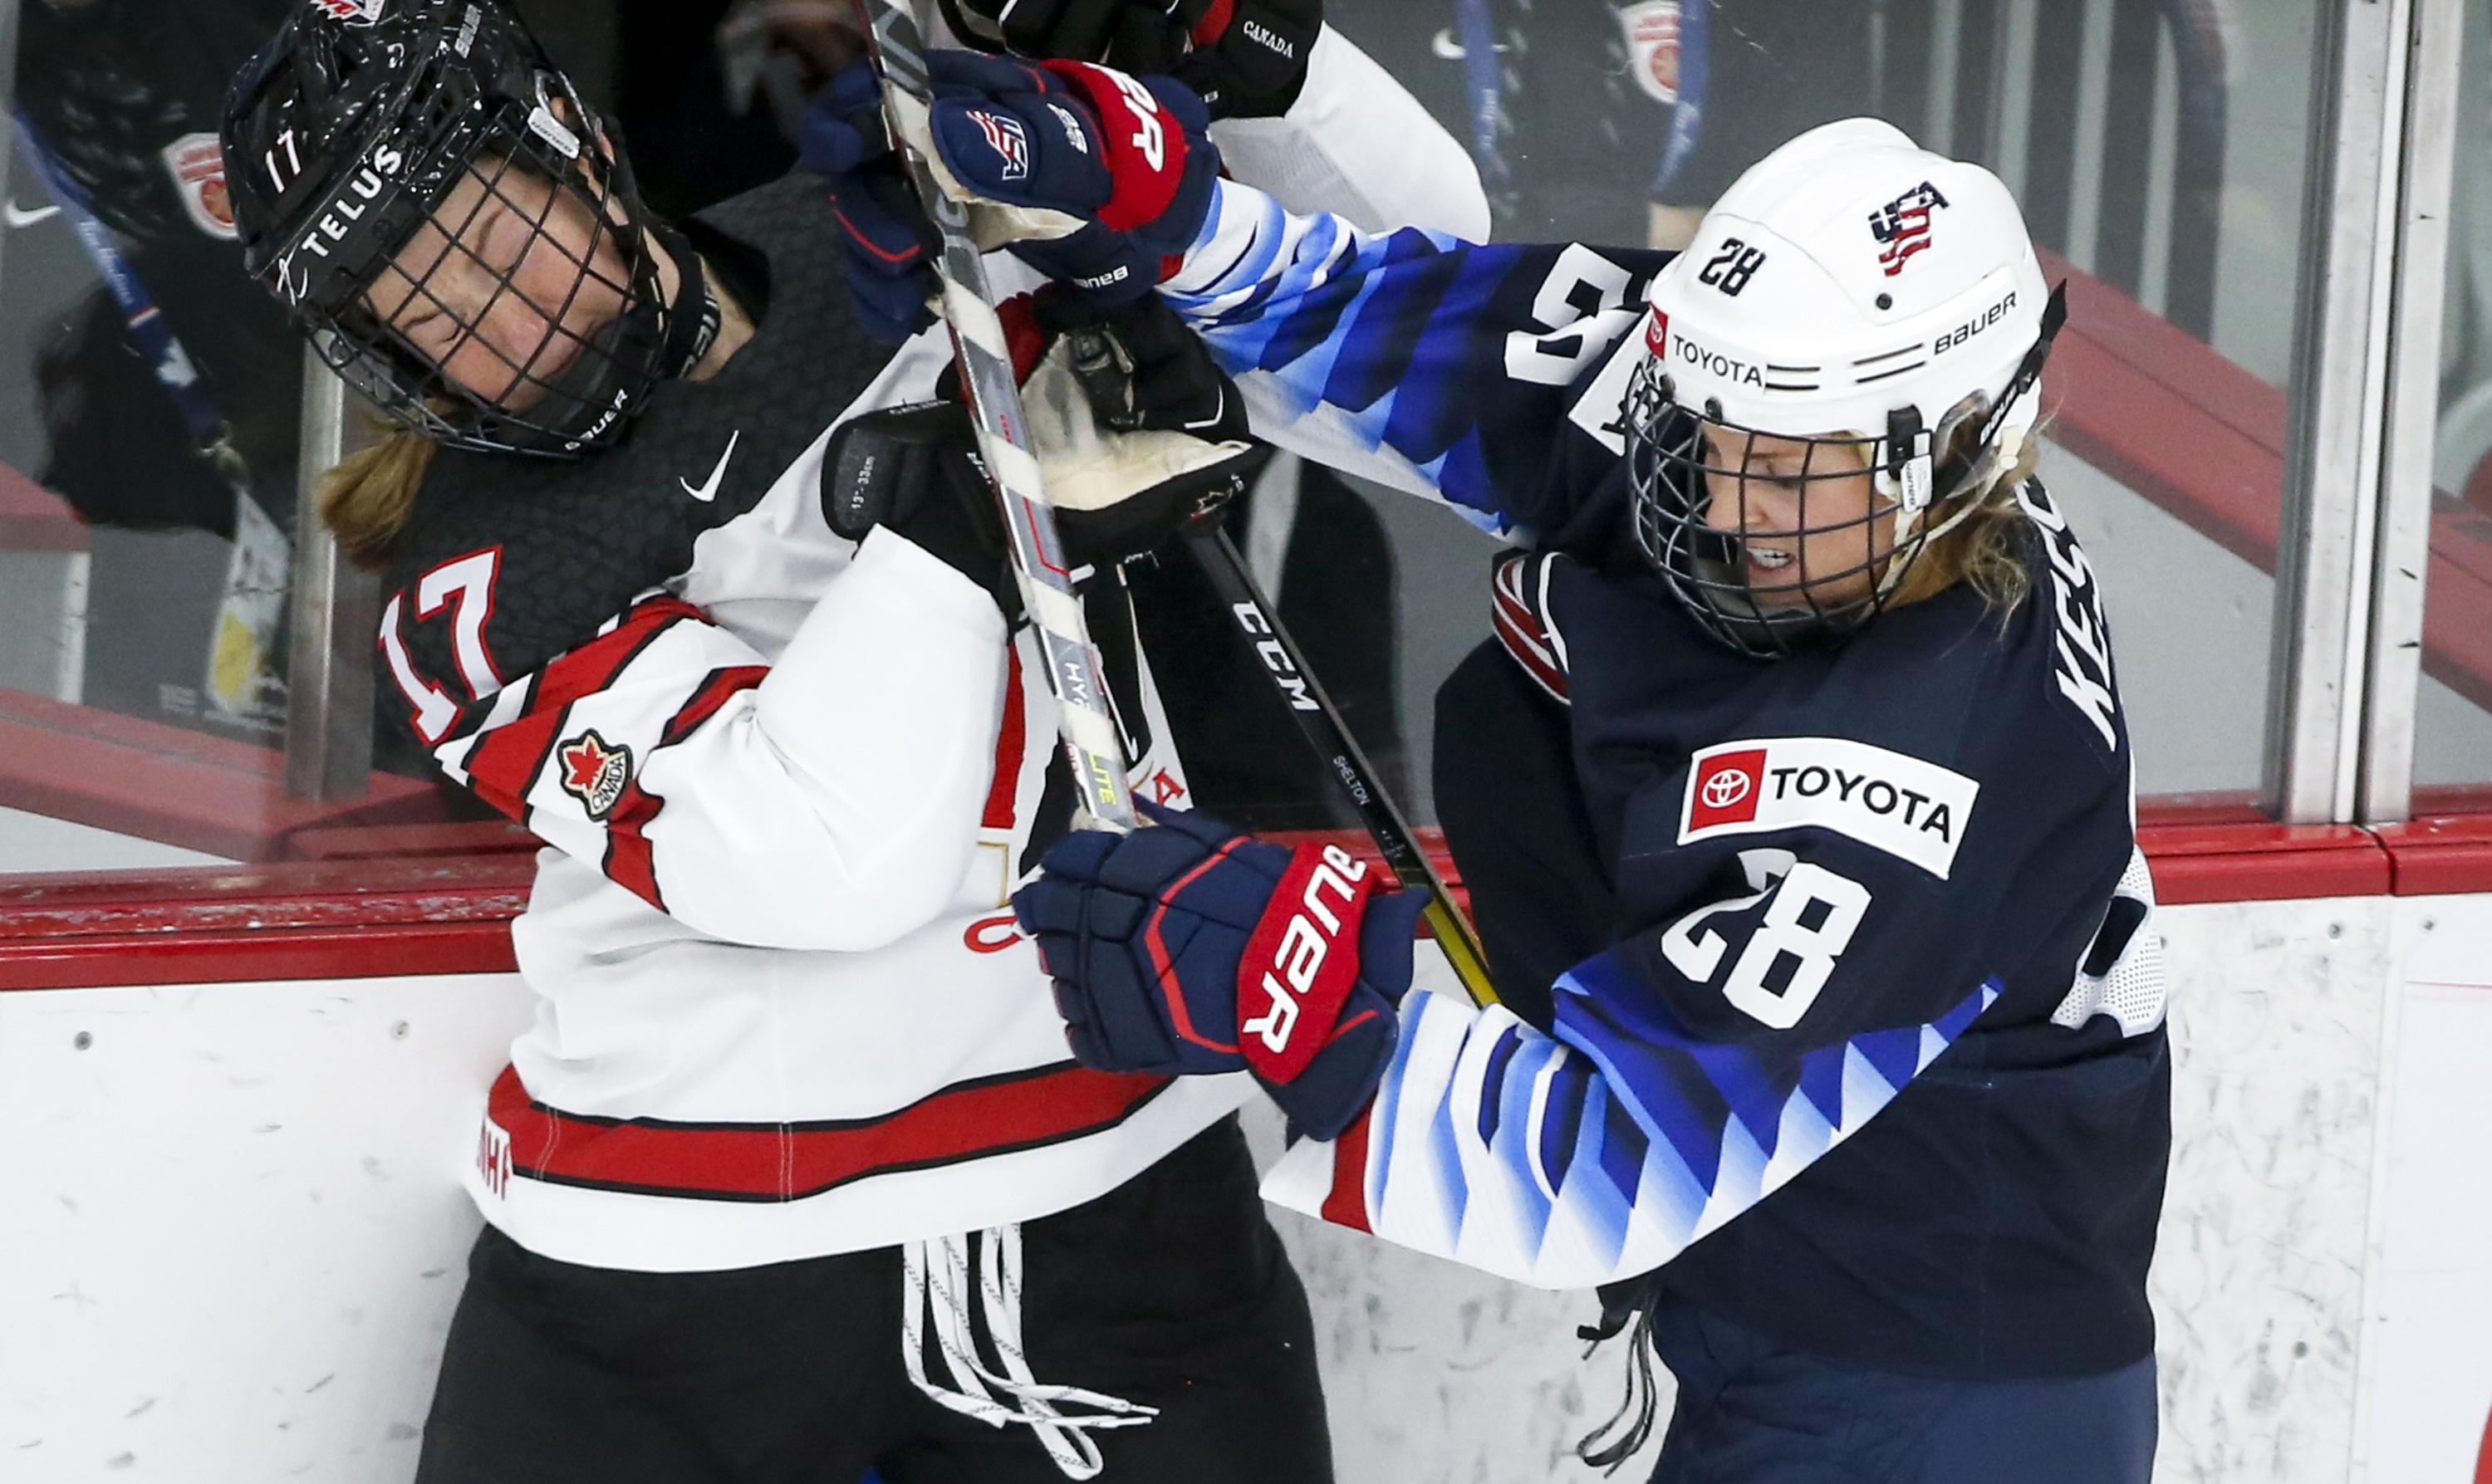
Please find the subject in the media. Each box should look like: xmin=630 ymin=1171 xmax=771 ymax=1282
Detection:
xmin=1680 ymin=737 xmax=1979 ymax=879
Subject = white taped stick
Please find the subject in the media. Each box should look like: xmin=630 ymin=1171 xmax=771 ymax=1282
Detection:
xmin=864 ymin=1 xmax=1138 ymax=830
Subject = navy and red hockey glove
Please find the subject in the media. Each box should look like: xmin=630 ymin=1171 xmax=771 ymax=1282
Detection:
xmin=918 ymin=51 xmax=1219 ymax=301
xmin=1011 ymin=801 xmax=1422 ymax=1142
xmin=797 ymin=61 xmax=939 ymax=343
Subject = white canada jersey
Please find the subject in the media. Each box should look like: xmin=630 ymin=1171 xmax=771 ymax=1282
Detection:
xmin=384 ymin=181 xmax=1240 ymax=1271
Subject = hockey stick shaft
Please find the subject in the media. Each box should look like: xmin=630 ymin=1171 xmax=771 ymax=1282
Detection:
xmin=1182 ymin=523 xmax=1501 ymax=1009
xmin=861 ymin=1 xmax=1138 ymax=830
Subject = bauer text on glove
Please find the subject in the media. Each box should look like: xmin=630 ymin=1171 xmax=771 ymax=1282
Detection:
xmin=1011 ymin=801 xmax=1424 ymax=1141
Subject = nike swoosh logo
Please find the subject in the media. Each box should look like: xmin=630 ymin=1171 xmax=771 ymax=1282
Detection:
xmin=3 ymin=201 xmax=62 ymax=228
xmin=1430 ymin=28 xmax=1504 ymax=60
xmin=679 ymin=429 xmax=740 ymax=503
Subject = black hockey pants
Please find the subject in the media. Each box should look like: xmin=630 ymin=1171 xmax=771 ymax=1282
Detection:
xmin=411 ymin=1116 xmax=1332 ymax=1484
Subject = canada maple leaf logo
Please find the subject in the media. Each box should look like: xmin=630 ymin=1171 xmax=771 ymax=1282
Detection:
xmin=558 ymin=730 xmax=632 ymax=820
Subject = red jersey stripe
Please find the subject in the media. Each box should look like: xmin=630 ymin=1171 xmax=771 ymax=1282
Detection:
xmin=461 ymin=599 xmax=707 ymax=818
xmin=1320 ymin=1102 xmax=1376 ymax=1232
xmin=1190 ymin=0 xmax=1235 ymax=47
xmin=486 ymin=1061 xmax=1174 ymax=1202
xmin=1493 ymin=605 xmax=1569 ymax=701
xmin=538 ymin=596 xmax=704 ymax=712
xmin=663 ymin=664 xmax=771 ymax=747
xmin=982 ymin=646 xmax=1027 ymax=831
xmin=601 ymin=664 xmax=769 ymax=911
xmin=1491 ymin=555 xmax=1569 ymax=702
xmin=464 ymin=703 xmax=567 ymax=821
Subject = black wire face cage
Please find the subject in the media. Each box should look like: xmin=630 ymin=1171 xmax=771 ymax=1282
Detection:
xmin=1624 ymin=283 xmax=2070 ymax=659
xmin=302 ymin=86 xmax=692 ymax=458
xmin=1623 ymin=358 xmax=1946 ymax=659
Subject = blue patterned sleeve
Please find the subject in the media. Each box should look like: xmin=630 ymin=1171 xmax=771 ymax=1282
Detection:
xmin=1261 ymin=958 xmax=1996 ymax=1291
xmin=1160 ymin=179 xmax=1672 ymax=535
xmin=1259 ymin=781 xmax=2019 ymax=1287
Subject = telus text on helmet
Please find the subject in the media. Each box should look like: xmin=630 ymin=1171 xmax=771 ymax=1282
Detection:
xmin=297 ymin=139 xmax=408 ymax=263
xmin=1934 ymin=290 xmax=2017 ymax=356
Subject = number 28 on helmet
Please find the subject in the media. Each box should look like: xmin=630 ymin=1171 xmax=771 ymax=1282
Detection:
xmin=1624 ymin=117 xmax=2068 ymax=657
xmin=218 ymin=0 xmax=718 ymax=457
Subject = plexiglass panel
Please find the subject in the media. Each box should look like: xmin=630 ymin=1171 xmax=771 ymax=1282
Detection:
xmin=0 ymin=0 xmax=2368 ymax=875
xmin=2420 ymin=0 xmax=2492 ymax=809
xmin=0 ymin=0 xmax=302 ymax=873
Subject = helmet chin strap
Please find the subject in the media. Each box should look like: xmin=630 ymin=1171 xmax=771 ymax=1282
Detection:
xmin=1867 ymin=280 xmax=2068 ymax=590
xmin=1871 ymin=399 xmax=2019 ymax=599
xmin=646 ymin=217 xmax=724 ymax=380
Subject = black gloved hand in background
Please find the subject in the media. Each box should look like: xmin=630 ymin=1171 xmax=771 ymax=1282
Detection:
xmin=933 ymin=0 xmax=1320 ymax=119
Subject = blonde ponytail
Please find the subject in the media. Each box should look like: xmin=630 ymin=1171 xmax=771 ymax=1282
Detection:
xmin=317 ymin=424 xmax=436 ymax=571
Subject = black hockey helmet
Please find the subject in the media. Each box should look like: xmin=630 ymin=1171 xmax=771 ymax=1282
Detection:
xmin=220 ymin=0 xmax=717 ymax=456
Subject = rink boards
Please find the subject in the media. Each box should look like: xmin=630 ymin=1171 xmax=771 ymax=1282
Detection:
xmin=3 ymin=890 xmax=2490 ymax=1484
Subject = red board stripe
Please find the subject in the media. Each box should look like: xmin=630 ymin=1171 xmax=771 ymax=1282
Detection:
xmin=0 ymin=856 xmax=536 ymax=990
xmin=0 ymin=686 xmax=449 ymax=864
xmin=14 ymin=812 xmax=2492 ymax=993
xmin=2430 ymin=491 xmax=2492 ymax=589
xmin=487 ymin=1060 xmax=1173 ymax=1201
xmin=2037 ymin=248 xmax=2492 ymax=713
xmin=0 ymin=461 xmax=87 ymax=552
xmin=2375 ymin=815 xmax=2492 ymax=897
xmin=2043 ymin=250 xmax=2288 ymax=456
xmin=2422 ymin=539 xmax=2492 ymax=715
xmin=2135 ymin=822 xmax=2391 ymax=905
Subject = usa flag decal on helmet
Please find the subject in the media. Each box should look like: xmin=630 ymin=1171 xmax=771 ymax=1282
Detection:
xmin=1870 ymin=181 xmax=1951 ymax=277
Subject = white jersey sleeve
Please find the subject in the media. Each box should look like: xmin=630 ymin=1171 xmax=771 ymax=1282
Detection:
xmin=1209 ymin=25 xmax=1491 ymax=241
xmin=428 ymin=531 xmax=1008 ymax=953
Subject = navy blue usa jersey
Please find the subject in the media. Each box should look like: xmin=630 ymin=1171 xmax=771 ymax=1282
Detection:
xmin=1174 ymin=179 xmax=2173 ymax=1379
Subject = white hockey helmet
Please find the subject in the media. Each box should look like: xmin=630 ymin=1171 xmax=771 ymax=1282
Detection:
xmin=1623 ymin=117 xmax=2066 ymax=655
